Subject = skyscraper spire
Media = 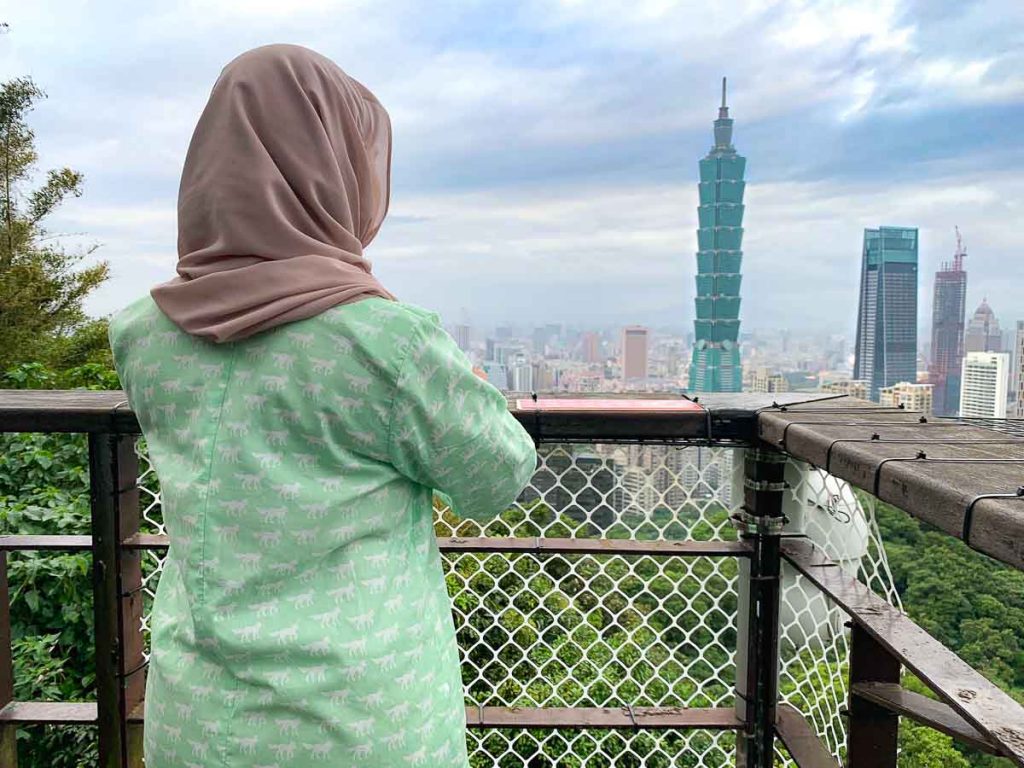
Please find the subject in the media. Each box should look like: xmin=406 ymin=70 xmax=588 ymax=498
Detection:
xmin=712 ymin=76 xmax=735 ymax=154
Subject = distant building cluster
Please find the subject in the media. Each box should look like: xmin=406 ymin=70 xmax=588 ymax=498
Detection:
xmin=838 ymin=224 xmax=1021 ymax=420
xmin=879 ymin=381 xmax=933 ymax=414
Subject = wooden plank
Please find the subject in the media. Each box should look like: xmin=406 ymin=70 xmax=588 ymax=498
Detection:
xmin=0 ymin=390 xmax=138 ymax=433
xmin=852 ymin=682 xmax=1005 ymax=757
xmin=116 ymin=435 xmax=146 ymax=768
xmin=0 ymin=535 xmax=92 ymax=551
xmin=0 ymin=554 xmax=17 ymax=766
xmin=121 ymin=533 xmax=751 ymax=557
xmin=0 ymin=701 xmax=98 ymax=724
xmin=774 ymin=705 xmax=841 ymax=768
xmin=0 ymin=388 xmax=836 ymax=442
xmin=759 ymin=399 xmax=1024 ymax=570
xmin=464 ymin=705 xmax=742 ymax=729
xmin=121 ymin=533 xmax=167 ymax=550
xmin=440 ymin=537 xmax=751 ymax=557
xmin=782 ymin=538 xmax=1024 ymax=767
xmin=847 ymin=625 xmax=900 ymax=767
xmin=127 ymin=699 xmax=739 ymax=730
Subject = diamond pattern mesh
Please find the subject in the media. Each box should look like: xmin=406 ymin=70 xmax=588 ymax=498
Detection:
xmin=777 ymin=464 xmax=902 ymax=765
xmin=133 ymin=439 xmax=901 ymax=765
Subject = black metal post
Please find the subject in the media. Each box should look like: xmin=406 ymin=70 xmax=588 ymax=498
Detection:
xmin=735 ymin=447 xmax=786 ymax=768
xmin=847 ymin=624 xmax=900 ymax=767
xmin=90 ymin=433 xmax=130 ymax=768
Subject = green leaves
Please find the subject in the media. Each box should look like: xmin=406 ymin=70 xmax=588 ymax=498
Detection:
xmin=0 ymin=77 xmax=110 ymax=373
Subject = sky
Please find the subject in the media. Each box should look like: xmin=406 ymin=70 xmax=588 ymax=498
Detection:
xmin=2 ymin=0 xmax=1023 ymax=336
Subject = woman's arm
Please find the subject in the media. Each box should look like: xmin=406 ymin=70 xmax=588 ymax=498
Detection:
xmin=387 ymin=313 xmax=537 ymax=522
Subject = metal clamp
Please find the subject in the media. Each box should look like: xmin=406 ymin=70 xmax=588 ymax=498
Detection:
xmin=743 ymin=478 xmax=787 ymax=493
xmin=730 ymin=508 xmax=788 ymax=536
xmin=747 ymin=447 xmax=787 ymax=464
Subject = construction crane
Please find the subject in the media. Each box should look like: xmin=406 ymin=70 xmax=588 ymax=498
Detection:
xmin=953 ymin=225 xmax=967 ymax=272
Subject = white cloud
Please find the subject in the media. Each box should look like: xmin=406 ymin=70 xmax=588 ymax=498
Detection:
xmin=2 ymin=0 xmax=1021 ymax=335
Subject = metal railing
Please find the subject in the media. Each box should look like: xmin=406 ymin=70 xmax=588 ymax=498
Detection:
xmin=0 ymin=390 xmax=1022 ymax=767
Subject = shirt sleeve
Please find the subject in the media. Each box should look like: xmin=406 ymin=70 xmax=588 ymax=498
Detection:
xmin=387 ymin=313 xmax=537 ymax=523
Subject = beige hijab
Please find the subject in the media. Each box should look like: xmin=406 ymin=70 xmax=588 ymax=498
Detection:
xmin=150 ymin=44 xmax=396 ymax=343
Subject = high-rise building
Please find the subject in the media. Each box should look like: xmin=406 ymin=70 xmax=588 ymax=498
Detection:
xmin=689 ymin=78 xmax=744 ymax=393
xmin=483 ymin=361 xmax=510 ymax=391
xmin=622 ymin=326 xmax=649 ymax=380
xmin=853 ymin=226 xmax=919 ymax=401
xmin=493 ymin=344 xmax=520 ymax=367
xmin=510 ymin=358 xmax=535 ymax=392
xmin=580 ymin=332 xmax=602 ymax=364
xmin=928 ymin=228 xmax=967 ymax=416
xmin=959 ymin=352 xmax=1009 ymax=418
xmin=964 ymin=299 xmax=1002 ymax=353
xmin=453 ymin=324 xmax=471 ymax=353
xmin=1013 ymin=322 xmax=1024 ymax=418
xmin=879 ymin=381 xmax=933 ymax=414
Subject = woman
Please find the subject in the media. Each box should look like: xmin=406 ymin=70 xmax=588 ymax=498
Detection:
xmin=108 ymin=44 xmax=537 ymax=767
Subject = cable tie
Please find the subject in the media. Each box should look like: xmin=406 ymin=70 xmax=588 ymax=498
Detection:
xmin=963 ymin=485 xmax=1024 ymax=547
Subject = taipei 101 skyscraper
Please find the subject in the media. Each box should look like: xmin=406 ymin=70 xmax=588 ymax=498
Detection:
xmin=688 ymin=78 xmax=744 ymax=393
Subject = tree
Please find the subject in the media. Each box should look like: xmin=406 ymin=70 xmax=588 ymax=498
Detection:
xmin=0 ymin=78 xmax=110 ymax=372
xmin=898 ymin=721 xmax=971 ymax=768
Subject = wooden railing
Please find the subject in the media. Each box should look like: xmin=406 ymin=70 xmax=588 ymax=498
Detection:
xmin=0 ymin=390 xmax=1022 ymax=768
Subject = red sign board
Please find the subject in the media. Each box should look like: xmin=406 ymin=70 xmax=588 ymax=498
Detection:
xmin=515 ymin=398 xmax=704 ymax=413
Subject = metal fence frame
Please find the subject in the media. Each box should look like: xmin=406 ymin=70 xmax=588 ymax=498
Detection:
xmin=0 ymin=390 xmax=1022 ymax=768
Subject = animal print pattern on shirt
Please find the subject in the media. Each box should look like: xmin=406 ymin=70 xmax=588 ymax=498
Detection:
xmin=108 ymin=295 xmax=537 ymax=767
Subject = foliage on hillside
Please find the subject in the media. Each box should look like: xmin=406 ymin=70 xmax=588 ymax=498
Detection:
xmin=874 ymin=499 xmax=1021 ymax=768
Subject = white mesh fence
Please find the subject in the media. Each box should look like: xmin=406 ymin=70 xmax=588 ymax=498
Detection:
xmin=133 ymin=439 xmax=901 ymax=766
xmin=776 ymin=462 xmax=902 ymax=766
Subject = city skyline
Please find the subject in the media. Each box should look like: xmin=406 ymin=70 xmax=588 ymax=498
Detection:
xmin=2 ymin=1 xmax=1023 ymax=334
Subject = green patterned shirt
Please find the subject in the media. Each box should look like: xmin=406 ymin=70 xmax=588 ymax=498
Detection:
xmin=108 ymin=294 xmax=537 ymax=767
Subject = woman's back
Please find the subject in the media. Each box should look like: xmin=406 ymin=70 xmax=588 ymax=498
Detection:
xmin=110 ymin=293 xmax=536 ymax=767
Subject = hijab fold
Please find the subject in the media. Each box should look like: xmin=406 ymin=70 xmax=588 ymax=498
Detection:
xmin=151 ymin=44 xmax=396 ymax=343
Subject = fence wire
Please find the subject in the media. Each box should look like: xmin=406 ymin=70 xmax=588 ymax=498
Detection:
xmin=134 ymin=440 xmax=901 ymax=766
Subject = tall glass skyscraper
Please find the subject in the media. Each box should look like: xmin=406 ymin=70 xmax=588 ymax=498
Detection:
xmin=929 ymin=229 xmax=967 ymax=416
xmin=853 ymin=226 xmax=919 ymax=400
xmin=689 ymin=78 xmax=744 ymax=393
